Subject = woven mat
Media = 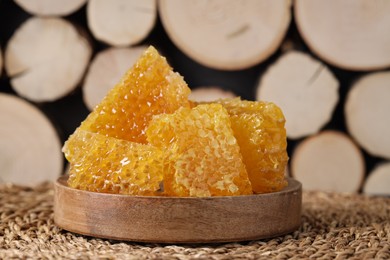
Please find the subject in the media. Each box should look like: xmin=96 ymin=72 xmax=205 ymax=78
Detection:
xmin=1 ymin=183 xmax=389 ymax=260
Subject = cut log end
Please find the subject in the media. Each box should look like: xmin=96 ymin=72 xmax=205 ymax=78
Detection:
xmin=256 ymin=51 xmax=339 ymax=140
xmin=83 ymin=46 xmax=148 ymax=110
xmin=14 ymin=0 xmax=87 ymax=16
xmin=363 ymin=163 xmax=390 ymax=196
xmin=291 ymin=131 xmax=365 ymax=193
xmin=345 ymin=72 xmax=390 ymax=159
xmin=159 ymin=0 xmax=291 ymax=70
xmin=294 ymin=0 xmax=390 ymax=71
xmin=0 ymin=93 xmax=63 ymax=186
xmin=189 ymin=87 xmax=236 ymax=102
xmin=87 ymin=0 xmax=157 ymax=46
xmin=5 ymin=17 xmax=92 ymax=102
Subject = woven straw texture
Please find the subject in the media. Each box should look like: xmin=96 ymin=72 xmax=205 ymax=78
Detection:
xmin=1 ymin=182 xmax=389 ymax=259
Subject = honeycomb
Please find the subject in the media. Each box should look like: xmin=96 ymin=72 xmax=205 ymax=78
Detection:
xmin=63 ymin=46 xmax=289 ymax=196
xmin=63 ymin=130 xmax=164 ymax=195
xmin=146 ymin=104 xmax=253 ymax=197
xmin=79 ymin=46 xmax=191 ymax=143
xmin=217 ymin=98 xmax=288 ymax=193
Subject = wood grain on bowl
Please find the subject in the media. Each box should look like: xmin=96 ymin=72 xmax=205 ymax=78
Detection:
xmin=54 ymin=175 xmax=302 ymax=243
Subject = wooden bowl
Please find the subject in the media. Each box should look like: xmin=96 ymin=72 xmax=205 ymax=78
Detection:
xmin=54 ymin=176 xmax=302 ymax=243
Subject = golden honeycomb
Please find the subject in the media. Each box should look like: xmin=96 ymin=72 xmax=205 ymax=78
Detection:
xmin=63 ymin=130 xmax=164 ymax=195
xmin=79 ymin=46 xmax=191 ymax=144
xmin=146 ymin=103 xmax=253 ymax=197
xmin=217 ymin=98 xmax=288 ymax=193
xmin=63 ymin=45 xmax=289 ymax=197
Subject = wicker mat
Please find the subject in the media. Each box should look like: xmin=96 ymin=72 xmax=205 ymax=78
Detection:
xmin=1 ymin=183 xmax=389 ymax=260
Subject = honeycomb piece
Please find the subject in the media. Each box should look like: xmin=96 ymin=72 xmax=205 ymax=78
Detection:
xmin=217 ymin=98 xmax=288 ymax=193
xmin=146 ymin=104 xmax=253 ymax=197
xmin=79 ymin=46 xmax=191 ymax=143
xmin=63 ymin=130 xmax=164 ymax=195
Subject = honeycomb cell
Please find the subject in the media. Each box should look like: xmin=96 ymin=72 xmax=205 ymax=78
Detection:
xmin=217 ymin=98 xmax=288 ymax=193
xmin=79 ymin=46 xmax=191 ymax=143
xmin=147 ymin=104 xmax=253 ymax=197
xmin=63 ymin=130 xmax=164 ymax=195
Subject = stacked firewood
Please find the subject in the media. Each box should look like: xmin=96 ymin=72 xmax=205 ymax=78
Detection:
xmin=0 ymin=0 xmax=389 ymax=195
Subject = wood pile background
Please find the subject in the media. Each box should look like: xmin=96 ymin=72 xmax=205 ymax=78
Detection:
xmin=0 ymin=0 xmax=389 ymax=195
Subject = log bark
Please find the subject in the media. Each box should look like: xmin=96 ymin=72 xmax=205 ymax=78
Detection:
xmin=0 ymin=93 xmax=63 ymax=186
xmin=294 ymin=0 xmax=390 ymax=71
xmin=5 ymin=17 xmax=92 ymax=102
xmin=159 ymin=0 xmax=291 ymax=70
xmin=14 ymin=0 xmax=87 ymax=16
xmin=87 ymin=0 xmax=157 ymax=46
xmin=291 ymin=131 xmax=365 ymax=193
xmin=345 ymin=72 xmax=390 ymax=159
xmin=82 ymin=46 xmax=147 ymax=110
xmin=189 ymin=87 xmax=236 ymax=102
xmin=256 ymin=51 xmax=339 ymax=140
xmin=363 ymin=163 xmax=390 ymax=196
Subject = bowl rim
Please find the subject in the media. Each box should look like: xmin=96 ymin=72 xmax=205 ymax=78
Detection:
xmin=56 ymin=175 xmax=302 ymax=200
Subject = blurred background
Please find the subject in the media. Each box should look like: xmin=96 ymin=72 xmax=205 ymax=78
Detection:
xmin=0 ymin=0 xmax=389 ymax=195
